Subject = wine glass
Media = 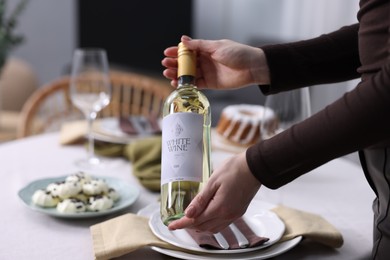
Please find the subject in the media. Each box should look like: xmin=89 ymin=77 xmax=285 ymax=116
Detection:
xmin=260 ymin=87 xmax=311 ymax=205
xmin=70 ymin=48 xmax=111 ymax=169
xmin=261 ymin=87 xmax=311 ymax=140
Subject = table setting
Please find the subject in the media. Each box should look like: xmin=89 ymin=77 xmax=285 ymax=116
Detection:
xmin=0 ymin=120 xmax=374 ymax=259
xmin=0 ymin=51 xmax=376 ymax=259
xmin=56 ymin=117 xmax=347 ymax=259
xmin=1 ymin=108 xmax=371 ymax=259
xmin=90 ymin=200 xmax=343 ymax=260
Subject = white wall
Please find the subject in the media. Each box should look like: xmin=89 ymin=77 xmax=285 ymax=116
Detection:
xmin=193 ymin=0 xmax=361 ymax=162
xmin=194 ymin=0 xmax=359 ymax=43
xmin=8 ymin=0 xmax=75 ymax=85
xmin=194 ymin=0 xmax=285 ymax=43
xmin=280 ymin=0 xmax=359 ymax=40
xmin=194 ymin=0 xmax=360 ymax=113
xmin=279 ymin=0 xmax=360 ymax=114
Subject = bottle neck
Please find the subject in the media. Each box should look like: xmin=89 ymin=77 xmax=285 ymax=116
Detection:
xmin=177 ymin=42 xmax=196 ymax=88
xmin=178 ymin=75 xmax=196 ymax=88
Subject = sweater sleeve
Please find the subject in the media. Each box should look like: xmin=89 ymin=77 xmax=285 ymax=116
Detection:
xmin=259 ymin=24 xmax=361 ymax=94
xmin=246 ymin=24 xmax=390 ymax=189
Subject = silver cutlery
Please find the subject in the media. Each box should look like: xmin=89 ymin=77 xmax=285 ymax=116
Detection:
xmin=230 ymin=223 xmax=249 ymax=248
xmin=214 ymin=232 xmax=229 ymax=249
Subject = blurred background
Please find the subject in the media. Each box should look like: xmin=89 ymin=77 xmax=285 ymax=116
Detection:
xmin=0 ymin=0 xmax=360 ymax=153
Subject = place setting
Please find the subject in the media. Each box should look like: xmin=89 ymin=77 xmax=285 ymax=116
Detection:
xmin=58 ymin=47 xmax=163 ymax=174
xmin=92 ymin=114 xmax=161 ymax=144
xmin=139 ymin=201 xmax=299 ymax=260
xmin=90 ymin=199 xmax=344 ymax=260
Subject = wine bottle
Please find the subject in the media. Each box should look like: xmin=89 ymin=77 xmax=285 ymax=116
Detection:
xmin=160 ymin=42 xmax=211 ymax=226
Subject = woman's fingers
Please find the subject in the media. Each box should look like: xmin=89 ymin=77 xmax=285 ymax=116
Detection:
xmin=168 ymin=200 xmax=237 ymax=233
xmin=162 ymin=68 xmax=177 ymax=79
xmin=161 ymin=57 xmax=178 ymax=68
xmin=164 ymin=46 xmax=179 ymax=57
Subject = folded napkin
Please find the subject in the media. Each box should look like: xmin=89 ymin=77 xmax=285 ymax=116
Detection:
xmin=94 ymin=137 xmax=162 ymax=192
xmin=272 ymin=206 xmax=343 ymax=248
xmin=90 ymin=205 xmax=343 ymax=260
xmin=59 ymin=120 xmax=88 ymax=145
xmin=186 ymin=217 xmax=269 ymax=250
xmin=123 ymin=136 xmax=162 ymax=192
xmin=90 ymin=137 xmax=162 ymax=192
xmin=60 ymin=120 xmax=162 ymax=192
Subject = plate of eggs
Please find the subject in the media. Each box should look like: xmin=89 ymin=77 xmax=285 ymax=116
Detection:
xmin=18 ymin=172 xmax=139 ymax=218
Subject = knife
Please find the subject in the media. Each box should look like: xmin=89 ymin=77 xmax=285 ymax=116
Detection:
xmin=230 ymin=223 xmax=249 ymax=248
xmin=213 ymin=232 xmax=229 ymax=250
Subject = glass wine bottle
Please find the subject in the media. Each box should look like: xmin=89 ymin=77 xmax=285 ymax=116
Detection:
xmin=160 ymin=42 xmax=211 ymax=226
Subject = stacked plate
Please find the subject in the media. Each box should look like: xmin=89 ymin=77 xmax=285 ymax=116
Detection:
xmin=93 ymin=116 xmax=161 ymax=144
xmin=137 ymin=201 xmax=302 ymax=260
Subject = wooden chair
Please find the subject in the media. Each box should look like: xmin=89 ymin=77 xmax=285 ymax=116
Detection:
xmin=17 ymin=70 xmax=172 ymax=138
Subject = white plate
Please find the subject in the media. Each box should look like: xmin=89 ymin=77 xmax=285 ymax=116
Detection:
xmin=93 ymin=117 xmax=160 ymax=144
xmin=148 ymin=205 xmax=284 ymax=254
xmin=141 ymin=201 xmax=288 ymax=255
xmin=18 ymin=176 xmax=139 ymax=218
xmin=150 ymin=237 xmax=302 ymax=260
xmin=138 ymin=202 xmax=301 ymax=259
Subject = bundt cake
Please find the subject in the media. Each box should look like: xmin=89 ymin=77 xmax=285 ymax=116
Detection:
xmin=216 ymin=104 xmax=278 ymax=146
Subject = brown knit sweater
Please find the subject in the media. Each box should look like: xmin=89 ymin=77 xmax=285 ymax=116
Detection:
xmin=246 ymin=0 xmax=390 ymax=189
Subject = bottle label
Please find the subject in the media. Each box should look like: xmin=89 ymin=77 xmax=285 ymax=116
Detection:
xmin=161 ymin=113 xmax=203 ymax=185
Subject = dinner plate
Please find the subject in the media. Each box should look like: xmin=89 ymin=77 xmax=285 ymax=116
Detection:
xmin=149 ymin=237 xmax=302 ymax=260
xmin=138 ymin=202 xmax=301 ymax=259
xmin=18 ymin=176 xmax=139 ymax=219
xmin=148 ymin=207 xmax=284 ymax=254
xmin=140 ymin=200 xmax=287 ymax=255
xmin=93 ymin=117 xmax=160 ymax=144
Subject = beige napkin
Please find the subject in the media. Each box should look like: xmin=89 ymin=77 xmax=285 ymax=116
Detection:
xmin=59 ymin=119 xmax=124 ymax=145
xmin=90 ymin=205 xmax=343 ymax=260
xmin=59 ymin=120 xmax=87 ymax=145
xmin=272 ymin=206 xmax=343 ymax=248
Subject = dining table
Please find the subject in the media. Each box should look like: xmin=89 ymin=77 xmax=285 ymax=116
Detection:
xmin=0 ymin=131 xmax=375 ymax=260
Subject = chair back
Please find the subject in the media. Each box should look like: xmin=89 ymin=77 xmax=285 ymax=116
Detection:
xmin=17 ymin=70 xmax=172 ymax=138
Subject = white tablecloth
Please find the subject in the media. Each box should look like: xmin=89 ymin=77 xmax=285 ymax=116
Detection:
xmin=0 ymin=132 xmax=375 ymax=259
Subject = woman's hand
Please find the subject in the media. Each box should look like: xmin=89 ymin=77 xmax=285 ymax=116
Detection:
xmin=168 ymin=152 xmax=261 ymax=233
xmin=162 ymin=35 xmax=270 ymax=89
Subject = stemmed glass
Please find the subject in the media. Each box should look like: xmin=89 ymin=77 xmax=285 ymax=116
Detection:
xmin=259 ymin=87 xmax=311 ymax=205
xmin=70 ymin=48 xmax=111 ymax=169
xmin=261 ymin=87 xmax=311 ymax=140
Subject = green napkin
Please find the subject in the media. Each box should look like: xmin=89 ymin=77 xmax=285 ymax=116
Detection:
xmin=94 ymin=136 xmax=162 ymax=192
xmin=94 ymin=142 xmax=126 ymax=157
xmin=124 ymin=136 xmax=162 ymax=192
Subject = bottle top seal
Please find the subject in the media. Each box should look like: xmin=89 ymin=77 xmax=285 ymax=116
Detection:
xmin=177 ymin=42 xmax=196 ymax=77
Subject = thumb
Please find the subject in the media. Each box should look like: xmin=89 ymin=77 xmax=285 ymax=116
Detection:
xmin=181 ymin=35 xmax=217 ymax=54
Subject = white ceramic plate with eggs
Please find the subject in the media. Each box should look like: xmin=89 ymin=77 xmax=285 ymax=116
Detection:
xmin=18 ymin=175 xmax=139 ymax=219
